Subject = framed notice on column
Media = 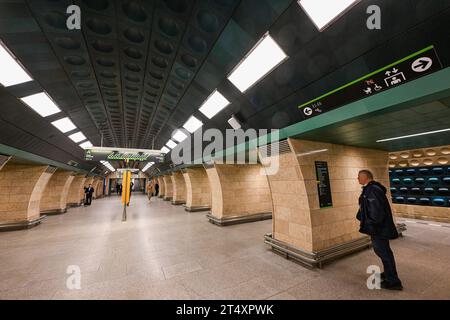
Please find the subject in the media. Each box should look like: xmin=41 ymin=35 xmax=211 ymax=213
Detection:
xmin=315 ymin=161 xmax=333 ymax=208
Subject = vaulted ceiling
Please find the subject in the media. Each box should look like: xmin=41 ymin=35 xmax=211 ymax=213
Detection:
xmin=0 ymin=0 xmax=449 ymax=172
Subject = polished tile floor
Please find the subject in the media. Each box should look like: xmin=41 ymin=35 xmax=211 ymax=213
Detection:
xmin=0 ymin=194 xmax=449 ymax=300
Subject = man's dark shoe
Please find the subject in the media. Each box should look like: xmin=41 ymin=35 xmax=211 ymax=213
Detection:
xmin=380 ymin=272 xmax=385 ymax=280
xmin=381 ymin=280 xmax=403 ymax=291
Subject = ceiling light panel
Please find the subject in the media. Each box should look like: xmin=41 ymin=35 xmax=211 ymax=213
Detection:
xmin=172 ymin=129 xmax=188 ymax=142
xmin=198 ymin=90 xmax=231 ymax=119
xmin=298 ymin=0 xmax=360 ymax=31
xmin=79 ymin=141 xmax=93 ymax=149
xmin=227 ymin=34 xmax=288 ymax=93
xmin=0 ymin=41 xmax=33 ymax=87
xmin=183 ymin=116 xmax=203 ymax=133
xmin=166 ymin=139 xmax=177 ymax=149
xmin=51 ymin=117 xmax=76 ymax=133
xmin=20 ymin=92 xmax=61 ymax=117
xmin=68 ymin=131 xmax=86 ymax=143
xmin=161 ymin=146 xmax=170 ymax=154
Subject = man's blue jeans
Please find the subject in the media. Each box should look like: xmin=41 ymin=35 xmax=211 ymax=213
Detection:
xmin=371 ymin=235 xmax=401 ymax=284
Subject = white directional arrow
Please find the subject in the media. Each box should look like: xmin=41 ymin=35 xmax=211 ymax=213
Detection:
xmin=411 ymin=57 xmax=432 ymax=72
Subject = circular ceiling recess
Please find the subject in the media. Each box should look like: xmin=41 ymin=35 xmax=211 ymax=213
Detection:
xmin=171 ymin=79 xmax=184 ymax=90
xmin=82 ymin=0 xmax=109 ymax=10
xmin=158 ymin=16 xmax=179 ymax=37
xmin=87 ymin=18 xmax=112 ymax=35
xmin=197 ymin=11 xmax=219 ymax=33
xmin=55 ymin=37 xmax=81 ymax=50
xmin=64 ymin=55 xmax=86 ymax=65
xmin=97 ymin=58 xmax=115 ymax=67
xmin=154 ymin=40 xmax=174 ymax=55
xmin=92 ymin=39 xmax=114 ymax=52
xmin=71 ymin=70 xmax=90 ymax=78
xmin=152 ymin=56 xmax=168 ymax=68
xmin=124 ymin=62 xmax=141 ymax=72
xmin=124 ymin=27 xmax=145 ymax=43
xmin=181 ymin=53 xmax=197 ymax=68
xmin=124 ymin=47 xmax=143 ymax=59
xmin=164 ymin=0 xmax=188 ymax=13
xmin=175 ymin=67 xmax=192 ymax=80
xmin=100 ymin=71 xmax=116 ymax=78
xmin=45 ymin=11 xmax=67 ymax=29
xmin=149 ymin=70 xmax=164 ymax=80
xmin=122 ymin=1 xmax=147 ymax=22
xmin=188 ymin=35 xmax=207 ymax=52
xmin=125 ymin=75 xmax=140 ymax=83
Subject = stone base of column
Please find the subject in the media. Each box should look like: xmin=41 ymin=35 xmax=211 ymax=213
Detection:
xmin=264 ymin=223 xmax=407 ymax=269
xmin=171 ymin=200 xmax=186 ymax=205
xmin=206 ymin=212 xmax=272 ymax=226
xmin=40 ymin=208 xmax=67 ymax=216
xmin=67 ymin=202 xmax=83 ymax=208
xmin=185 ymin=205 xmax=211 ymax=212
xmin=0 ymin=216 xmax=46 ymax=232
xmin=163 ymin=196 xmax=172 ymax=201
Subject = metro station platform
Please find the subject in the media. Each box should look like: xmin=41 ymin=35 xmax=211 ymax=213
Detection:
xmin=0 ymin=195 xmax=449 ymax=300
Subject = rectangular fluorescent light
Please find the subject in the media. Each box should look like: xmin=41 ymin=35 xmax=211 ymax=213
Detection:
xmin=0 ymin=41 xmax=33 ymax=87
xmin=183 ymin=116 xmax=203 ymax=133
xmin=51 ymin=117 xmax=76 ymax=133
xmin=376 ymin=128 xmax=450 ymax=143
xmin=68 ymin=131 xmax=86 ymax=143
xmin=161 ymin=146 xmax=170 ymax=154
xmin=142 ymin=162 xmax=155 ymax=172
xmin=227 ymin=34 xmax=287 ymax=93
xmin=172 ymin=129 xmax=188 ymax=142
xmin=166 ymin=139 xmax=177 ymax=149
xmin=298 ymin=0 xmax=360 ymax=31
xmin=199 ymin=90 xmax=231 ymax=119
xmin=227 ymin=115 xmax=241 ymax=129
xmin=101 ymin=161 xmax=115 ymax=172
xmin=20 ymin=92 xmax=61 ymax=117
xmin=79 ymin=141 xmax=93 ymax=149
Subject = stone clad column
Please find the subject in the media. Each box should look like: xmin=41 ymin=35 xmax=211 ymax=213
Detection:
xmin=261 ymin=138 xmax=391 ymax=268
xmin=183 ymin=167 xmax=211 ymax=212
xmin=205 ymin=163 xmax=272 ymax=226
xmin=67 ymin=175 xmax=86 ymax=207
xmin=162 ymin=175 xmax=173 ymax=201
xmin=157 ymin=177 xmax=165 ymax=198
xmin=0 ymin=163 xmax=54 ymax=230
xmin=171 ymin=171 xmax=186 ymax=205
xmin=40 ymin=170 xmax=75 ymax=215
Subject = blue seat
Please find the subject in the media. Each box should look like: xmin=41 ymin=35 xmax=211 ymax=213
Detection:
xmin=391 ymin=178 xmax=401 ymax=184
xmin=394 ymin=197 xmax=405 ymax=203
xmin=429 ymin=177 xmax=439 ymax=184
xmin=403 ymin=178 xmax=413 ymax=184
xmin=419 ymin=168 xmax=429 ymax=175
xmin=390 ymin=187 xmax=397 ymax=194
xmin=419 ymin=198 xmax=431 ymax=205
xmin=438 ymin=188 xmax=449 ymax=195
xmin=415 ymin=177 xmax=426 ymax=184
xmin=394 ymin=169 xmax=404 ymax=175
xmin=443 ymin=177 xmax=450 ymax=185
xmin=407 ymin=197 xmax=417 ymax=204
xmin=399 ymin=187 xmax=408 ymax=193
xmin=411 ymin=187 xmax=421 ymax=194
xmin=432 ymin=198 xmax=446 ymax=206
xmin=424 ymin=188 xmax=435 ymax=194
xmin=406 ymin=169 xmax=416 ymax=175
xmin=432 ymin=167 xmax=444 ymax=175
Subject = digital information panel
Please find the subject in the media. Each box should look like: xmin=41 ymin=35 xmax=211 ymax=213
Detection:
xmin=299 ymin=45 xmax=443 ymax=119
xmin=84 ymin=147 xmax=165 ymax=163
xmin=315 ymin=161 xmax=333 ymax=208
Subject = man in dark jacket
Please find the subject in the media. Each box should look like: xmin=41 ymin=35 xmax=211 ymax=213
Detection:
xmin=357 ymin=170 xmax=403 ymax=290
xmin=85 ymin=184 xmax=94 ymax=206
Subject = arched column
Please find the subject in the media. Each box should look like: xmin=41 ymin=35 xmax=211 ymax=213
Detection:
xmin=171 ymin=171 xmax=186 ymax=205
xmin=183 ymin=166 xmax=211 ymax=212
xmin=40 ymin=170 xmax=75 ymax=215
xmin=162 ymin=175 xmax=173 ymax=201
xmin=205 ymin=163 xmax=272 ymax=226
xmin=0 ymin=163 xmax=54 ymax=230
xmin=262 ymin=138 xmax=391 ymax=268
xmin=67 ymin=175 xmax=86 ymax=207
xmin=157 ymin=176 xmax=165 ymax=198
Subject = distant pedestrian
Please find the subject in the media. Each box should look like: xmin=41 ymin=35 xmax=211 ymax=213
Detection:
xmin=357 ymin=169 xmax=403 ymax=290
xmin=85 ymin=184 xmax=94 ymax=206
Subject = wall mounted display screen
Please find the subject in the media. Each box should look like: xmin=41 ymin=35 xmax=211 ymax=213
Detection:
xmin=389 ymin=165 xmax=450 ymax=207
xmin=315 ymin=161 xmax=333 ymax=208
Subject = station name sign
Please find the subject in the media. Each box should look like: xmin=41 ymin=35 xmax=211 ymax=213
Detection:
xmin=298 ymin=45 xmax=443 ymax=119
xmin=84 ymin=147 xmax=165 ymax=163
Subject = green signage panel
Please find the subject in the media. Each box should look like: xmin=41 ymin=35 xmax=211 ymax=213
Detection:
xmin=84 ymin=147 xmax=165 ymax=163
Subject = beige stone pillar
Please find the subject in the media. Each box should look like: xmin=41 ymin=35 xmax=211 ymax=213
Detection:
xmin=162 ymin=175 xmax=173 ymax=201
xmin=67 ymin=175 xmax=86 ymax=207
xmin=171 ymin=171 xmax=187 ymax=205
xmin=261 ymin=138 xmax=390 ymax=267
xmin=0 ymin=163 xmax=54 ymax=229
xmin=158 ymin=176 xmax=165 ymax=198
xmin=205 ymin=163 xmax=272 ymax=226
xmin=183 ymin=167 xmax=211 ymax=211
xmin=40 ymin=170 xmax=75 ymax=215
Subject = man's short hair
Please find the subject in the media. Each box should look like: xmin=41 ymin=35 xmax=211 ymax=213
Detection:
xmin=359 ymin=169 xmax=374 ymax=180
